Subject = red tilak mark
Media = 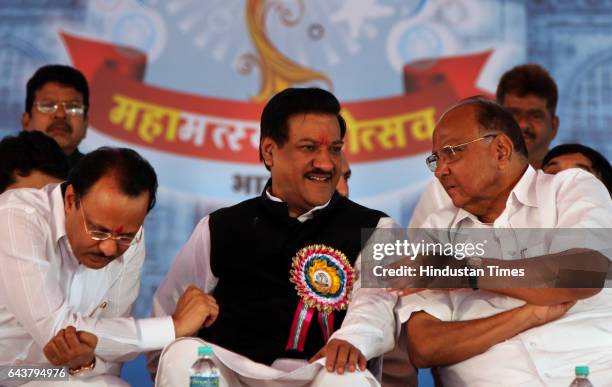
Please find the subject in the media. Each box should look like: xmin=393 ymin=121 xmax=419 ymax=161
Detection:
xmin=317 ymin=135 xmax=330 ymax=146
xmin=114 ymin=226 xmax=124 ymax=234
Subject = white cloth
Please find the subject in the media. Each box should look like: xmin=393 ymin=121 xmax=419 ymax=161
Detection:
xmin=407 ymin=178 xmax=452 ymax=229
xmin=0 ymin=184 xmax=175 ymax=381
xmin=150 ymin=191 xmax=397 ymax=382
xmin=155 ymin=337 xmax=379 ymax=387
xmin=397 ymin=167 xmax=612 ymax=386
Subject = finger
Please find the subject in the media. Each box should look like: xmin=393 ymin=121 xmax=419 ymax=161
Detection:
xmin=54 ymin=330 xmax=71 ymax=356
xmin=325 ymin=342 xmax=339 ymax=373
xmin=43 ymin=342 xmax=61 ymax=365
xmin=309 ymin=348 xmax=325 ymax=363
xmin=77 ymin=331 xmax=99 ymax=349
xmin=334 ymin=344 xmax=350 ymax=374
xmin=347 ymin=348 xmax=360 ymax=372
xmin=65 ymin=326 xmax=80 ymax=350
xmin=203 ymin=308 xmax=220 ymax=328
xmin=358 ymin=353 xmax=367 ymax=371
xmin=203 ymin=294 xmax=218 ymax=304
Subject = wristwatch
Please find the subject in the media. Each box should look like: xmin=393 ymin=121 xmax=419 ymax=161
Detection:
xmin=465 ymin=257 xmax=482 ymax=290
xmin=69 ymin=356 xmax=96 ymax=376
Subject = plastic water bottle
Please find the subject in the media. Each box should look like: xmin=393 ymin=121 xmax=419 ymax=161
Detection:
xmin=189 ymin=346 xmax=219 ymax=387
xmin=569 ymin=366 xmax=593 ymax=387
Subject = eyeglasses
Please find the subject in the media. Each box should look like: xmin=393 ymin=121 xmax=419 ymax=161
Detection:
xmin=79 ymin=200 xmax=142 ymax=246
xmin=35 ymin=101 xmax=86 ymax=116
xmin=425 ymin=134 xmax=499 ymax=172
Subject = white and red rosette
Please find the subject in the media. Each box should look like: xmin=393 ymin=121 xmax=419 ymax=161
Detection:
xmin=286 ymin=244 xmax=355 ymax=351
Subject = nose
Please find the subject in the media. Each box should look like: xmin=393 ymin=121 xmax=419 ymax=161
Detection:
xmin=313 ymin=148 xmax=335 ymax=172
xmin=513 ymin=112 xmax=530 ymax=130
xmin=434 ymin=157 xmax=450 ymax=180
xmin=98 ymin=238 xmax=118 ymax=258
xmin=53 ymin=103 xmax=67 ymax=119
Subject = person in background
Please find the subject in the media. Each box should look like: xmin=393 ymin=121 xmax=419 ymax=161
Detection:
xmin=22 ymin=64 xmax=90 ymax=168
xmin=543 ymin=143 xmax=612 ymax=196
xmin=0 ymin=131 xmax=69 ymax=193
xmin=336 ymin=152 xmax=352 ymax=198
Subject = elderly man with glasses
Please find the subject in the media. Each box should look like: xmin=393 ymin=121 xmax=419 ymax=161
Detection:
xmin=343 ymin=96 xmax=612 ymax=385
xmin=22 ymin=65 xmax=90 ymax=168
xmin=0 ymin=147 xmax=217 ymax=386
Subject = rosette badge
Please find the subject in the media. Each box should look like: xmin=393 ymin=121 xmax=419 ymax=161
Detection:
xmin=286 ymin=244 xmax=355 ymax=351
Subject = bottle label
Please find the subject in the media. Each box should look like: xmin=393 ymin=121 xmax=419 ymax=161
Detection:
xmin=190 ymin=375 xmax=219 ymax=387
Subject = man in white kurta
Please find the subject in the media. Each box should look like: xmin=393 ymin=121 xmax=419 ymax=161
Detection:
xmin=0 ymin=148 xmax=215 ymax=386
xmin=409 ymin=64 xmax=561 ymax=230
xmin=394 ymin=97 xmax=612 ymax=386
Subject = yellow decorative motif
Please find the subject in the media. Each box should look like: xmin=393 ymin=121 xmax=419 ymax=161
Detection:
xmin=245 ymin=0 xmax=332 ymax=102
xmin=308 ymin=259 xmax=341 ymax=294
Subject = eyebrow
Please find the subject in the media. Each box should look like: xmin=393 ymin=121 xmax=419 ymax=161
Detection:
xmin=86 ymin=218 xmax=138 ymax=236
xmin=298 ymin=138 xmax=344 ymax=145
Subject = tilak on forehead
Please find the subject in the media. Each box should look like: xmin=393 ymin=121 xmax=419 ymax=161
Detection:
xmin=316 ymin=135 xmax=331 ymax=145
xmin=114 ymin=225 xmax=124 ymax=234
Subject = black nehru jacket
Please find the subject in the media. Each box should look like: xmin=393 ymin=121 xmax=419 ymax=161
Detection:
xmin=198 ymin=187 xmax=387 ymax=365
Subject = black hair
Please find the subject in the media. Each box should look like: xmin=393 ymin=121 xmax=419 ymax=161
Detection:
xmin=25 ymin=64 xmax=90 ymax=115
xmin=543 ymin=143 xmax=612 ymax=195
xmin=496 ymin=64 xmax=558 ymax=116
xmin=0 ymin=131 xmax=69 ymax=193
xmin=455 ymin=96 xmax=529 ymax=158
xmin=67 ymin=147 xmax=158 ymax=212
xmin=259 ymin=87 xmax=346 ymax=169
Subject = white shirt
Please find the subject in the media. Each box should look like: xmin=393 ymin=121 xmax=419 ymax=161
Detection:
xmin=149 ymin=192 xmax=397 ymax=373
xmin=0 ymin=184 xmax=175 ymax=377
xmin=397 ymin=167 xmax=612 ymax=386
xmin=407 ymin=178 xmax=453 ymax=229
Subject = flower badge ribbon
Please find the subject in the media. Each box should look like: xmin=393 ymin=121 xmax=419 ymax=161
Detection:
xmin=286 ymin=244 xmax=356 ymax=352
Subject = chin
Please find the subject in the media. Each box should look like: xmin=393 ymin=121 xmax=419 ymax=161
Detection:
xmin=80 ymin=255 xmax=113 ymax=269
xmin=306 ymin=193 xmax=333 ymax=208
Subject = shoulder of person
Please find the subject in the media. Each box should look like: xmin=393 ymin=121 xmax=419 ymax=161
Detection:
xmin=0 ymin=183 xmax=57 ymax=221
xmin=539 ymin=168 xmax=608 ymax=198
xmin=339 ymin=195 xmax=389 ymax=219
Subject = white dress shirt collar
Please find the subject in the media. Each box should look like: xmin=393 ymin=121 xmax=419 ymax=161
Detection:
xmin=450 ymin=165 xmax=538 ymax=229
xmin=50 ymin=183 xmax=67 ymax=244
xmin=265 ymin=189 xmax=331 ymax=223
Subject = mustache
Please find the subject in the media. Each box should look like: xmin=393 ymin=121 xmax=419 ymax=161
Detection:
xmin=91 ymin=252 xmax=117 ymax=261
xmin=47 ymin=120 xmax=73 ymax=134
xmin=304 ymin=169 xmax=333 ymax=177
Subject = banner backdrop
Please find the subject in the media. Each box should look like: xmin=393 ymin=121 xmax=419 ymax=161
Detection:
xmin=6 ymin=0 xmax=612 ymax=324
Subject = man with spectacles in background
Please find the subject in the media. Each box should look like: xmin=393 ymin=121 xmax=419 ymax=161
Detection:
xmin=22 ymin=65 xmax=90 ymax=168
xmin=0 ymin=147 xmax=219 ymax=386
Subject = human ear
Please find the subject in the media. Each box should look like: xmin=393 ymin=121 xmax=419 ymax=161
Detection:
xmin=261 ymin=138 xmax=275 ymax=168
xmin=64 ymin=185 xmax=77 ymax=212
xmin=496 ymin=135 xmax=514 ymax=167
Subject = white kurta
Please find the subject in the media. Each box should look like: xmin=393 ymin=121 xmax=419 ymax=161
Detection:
xmin=0 ymin=184 xmax=175 ymax=384
xmin=397 ymin=167 xmax=612 ymax=386
xmin=151 ymin=192 xmax=397 ymax=386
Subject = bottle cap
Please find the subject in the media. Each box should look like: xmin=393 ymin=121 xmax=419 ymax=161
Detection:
xmin=198 ymin=346 xmax=213 ymax=357
xmin=575 ymin=366 xmax=589 ymax=376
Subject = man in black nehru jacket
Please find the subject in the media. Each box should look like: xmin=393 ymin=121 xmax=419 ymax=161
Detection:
xmin=149 ymin=88 xmax=396 ymax=386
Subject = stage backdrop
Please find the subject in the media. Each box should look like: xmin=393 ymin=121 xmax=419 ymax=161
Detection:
xmin=1 ymin=2 xmax=611 ymax=384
